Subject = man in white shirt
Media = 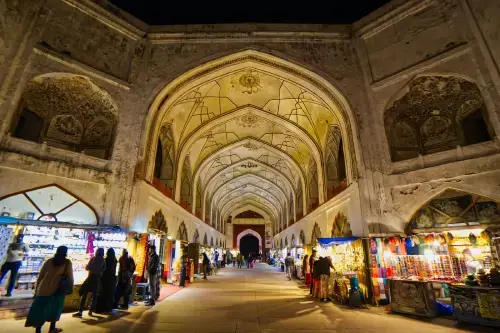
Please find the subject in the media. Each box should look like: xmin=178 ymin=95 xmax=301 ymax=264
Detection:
xmin=285 ymin=253 xmax=294 ymax=280
xmin=0 ymin=234 xmax=29 ymax=296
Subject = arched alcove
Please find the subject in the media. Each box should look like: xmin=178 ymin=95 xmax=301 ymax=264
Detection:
xmin=177 ymin=221 xmax=188 ymax=241
xmin=385 ymin=75 xmax=494 ymax=162
xmin=192 ymin=229 xmax=200 ymax=243
xmin=12 ymin=74 xmax=118 ymax=159
xmin=406 ymin=189 xmax=500 ymax=233
xmin=311 ymin=222 xmax=322 ymax=246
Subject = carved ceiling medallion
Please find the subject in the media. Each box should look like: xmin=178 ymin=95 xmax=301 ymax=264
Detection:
xmin=238 ymin=112 xmax=263 ymax=128
xmin=232 ymin=70 xmax=261 ymax=94
xmin=243 ymin=141 xmax=259 ymax=151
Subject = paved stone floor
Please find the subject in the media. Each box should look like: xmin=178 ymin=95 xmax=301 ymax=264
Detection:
xmin=3 ymin=263 xmax=498 ymax=333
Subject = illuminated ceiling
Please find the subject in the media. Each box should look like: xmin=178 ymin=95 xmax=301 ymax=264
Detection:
xmin=147 ymin=51 xmax=356 ymax=234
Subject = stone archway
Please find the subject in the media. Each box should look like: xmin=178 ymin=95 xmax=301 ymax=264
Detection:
xmin=236 ymin=229 xmax=263 ymax=251
xmin=142 ymin=50 xmax=363 ymax=234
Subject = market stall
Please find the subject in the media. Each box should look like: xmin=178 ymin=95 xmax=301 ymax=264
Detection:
xmin=379 ymin=190 xmax=500 ymax=322
xmin=0 ymin=218 xmax=129 ymax=310
xmin=316 ymin=237 xmax=369 ymax=305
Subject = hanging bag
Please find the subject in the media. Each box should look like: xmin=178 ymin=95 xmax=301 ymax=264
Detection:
xmin=56 ymin=260 xmax=73 ymax=295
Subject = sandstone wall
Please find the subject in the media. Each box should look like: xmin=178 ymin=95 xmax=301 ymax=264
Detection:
xmin=0 ymin=0 xmax=499 ymax=241
xmin=355 ymin=0 xmax=500 ymax=234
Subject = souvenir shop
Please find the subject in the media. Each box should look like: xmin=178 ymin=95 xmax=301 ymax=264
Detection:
xmin=0 ymin=217 xmax=129 ymax=310
xmin=289 ymin=234 xmax=307 ymax=279
xmin=315 ymin=237 xmax=370 ymax=305
xmin=369 ymin=191 xmax=500 ymax=326
xmin=172 ymin=222 xmax=191 ymax=285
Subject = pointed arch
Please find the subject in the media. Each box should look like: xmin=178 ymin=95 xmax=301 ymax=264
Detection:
xmin=299 ymin=230 xmax=306 ymax=246
xmin=203 ymin=233 xmax=208 ymax=245
xmin=237 ymin=229 xmax=263 ymax=251
xmin=177 ymin=221 xmax=188 ymax=241
xmin=0 ymin=183 xmax=98 ymax=225
xmin=143 ymin=50 xmax=362 ymax=216
xmin=192 ymin=229 xmax=200 ymax=243
xmin=311 ymin=222 xmax=321 ymax=245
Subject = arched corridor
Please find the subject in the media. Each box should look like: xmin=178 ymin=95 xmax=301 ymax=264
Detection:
xmin=1 ymin=1 xmax=500 ymax=331
xmin=2 ymin=264 xmax=495 ymax=333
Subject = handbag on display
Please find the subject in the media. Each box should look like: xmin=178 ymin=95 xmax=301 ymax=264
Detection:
xmin=56 ymin=260 xmax=73 ymax=295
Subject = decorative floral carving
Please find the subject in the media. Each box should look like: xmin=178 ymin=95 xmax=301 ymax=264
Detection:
xmin=238 ymin=112 xmax=263 ymax=128
xmin=19 ymin=75 xmax=117 ymax=157
xmin=149 ymin=210 xmax=168 ymax=233
xmin=47 ymin=115 xmax=83 ymax=144
xmin=331 ymin=212 xmax=352 ymax=237
xmin=243 ymin=141 xmax=259 ymax=151
xmin=385 ymin=76 xmax=487 ymax=161
xmin=232 ymin=70 xmax=261 ymax=94
xmin=392 ymin=122 xmax=418 ymax=148
xmin=85 ymin=119 xmax=113 ymax=145
xmin=420 ymin=116 xmax=455 ymax=147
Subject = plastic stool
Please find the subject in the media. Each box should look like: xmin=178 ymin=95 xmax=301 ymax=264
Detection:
xmin=135 ymin=283 xmax=149 ymax=301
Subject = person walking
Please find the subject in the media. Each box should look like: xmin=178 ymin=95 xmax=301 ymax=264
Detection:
xmin=0 ymin=234 xmax=28 ymax=297
xmin=114 ymin=249 xmax=135 ymax=309
xmin=316 ymin=256 xmax=334 ymax=302
xmin=25 ymin=246 xmax=73 ymax=333
xmin=302 ymin=254 xmax=311 ymax=287
xmin=309 ymin=250 xmax=317 ymax=296
xmin=74 ymin=248 xmax=106 ymax=317
xmin=214 ymin=251 xmax=219 ymax=269
xmin=236 ymin=253 xmax=242 ymax=268
xmin=202 ymin=253 xmax=210 ymax=279
xmin=145 ymin=245 xmax=159 ymax=305
xmin=96 ymin=248 xmax=117 ymax=313
xmin=285 ymin=253 xmax=294 ymax=280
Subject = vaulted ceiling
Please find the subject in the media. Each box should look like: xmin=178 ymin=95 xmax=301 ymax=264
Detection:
xmin=147 ymin=51 xmax=354 ymax=235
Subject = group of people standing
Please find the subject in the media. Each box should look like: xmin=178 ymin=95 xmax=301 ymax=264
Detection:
xmin=234 ymin=253 xmax=257 ymax=268
xmin=22 ymin=245 xmax=139 ymax=333
xmin=302 ymin=250 xmax=333 ymax=302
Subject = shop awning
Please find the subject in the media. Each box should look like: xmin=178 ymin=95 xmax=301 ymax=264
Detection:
xmin=0 ymin=216 xmax=124 ymax=232
xmin=316 ymin=237 xmax=358 ymax=247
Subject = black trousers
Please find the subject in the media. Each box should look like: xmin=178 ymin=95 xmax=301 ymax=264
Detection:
xmin=0 ymin=261 xmax=22 ymax=295
xmin=114 ymin=278 xmax=131 ymax=307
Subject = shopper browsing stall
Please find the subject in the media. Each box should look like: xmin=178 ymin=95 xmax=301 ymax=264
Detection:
xmin=114 ymin=249 xmax=135 ymax=309
xmin=309 ymin=250 xmax=317 ymax=296
xmin=96 ymin=248 xmax=117 ymax=313
xmin=0 ymin=234 xmax=28 ymax=297
xmin=74 ymin=248 xmax=106 ymax=317
xmin=145 ymin=245 xmax=160 ymax=305
xmin=25 ymin=246 xmax=73 ymax=333
xmin=316 ymin=256 xmax=334 ymax=302
xmin=202 ymin=253 xmax=210 ymax=280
